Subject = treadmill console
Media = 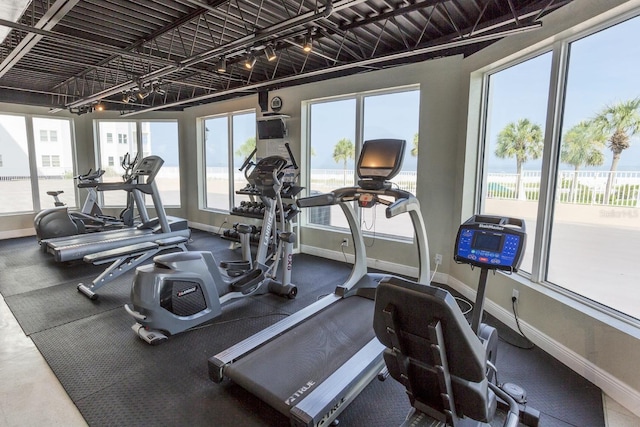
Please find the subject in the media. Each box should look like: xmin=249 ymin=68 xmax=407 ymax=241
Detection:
xmin=454 ymin=215 xmax=526 ymax=273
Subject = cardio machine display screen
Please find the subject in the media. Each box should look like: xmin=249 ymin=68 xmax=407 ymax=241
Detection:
xmin=455 ymin=228 xmax=522 ymax=271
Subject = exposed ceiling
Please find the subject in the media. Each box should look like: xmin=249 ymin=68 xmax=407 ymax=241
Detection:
xmin=0 ymin=0 xmax=573 ymax=116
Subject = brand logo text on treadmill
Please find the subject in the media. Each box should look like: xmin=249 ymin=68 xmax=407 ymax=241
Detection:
xmin=284 ymin=380 xmax=316 ymax=405
xmin=479 ymin=224 xmax=504 ymax=231
xmin=177 ymin=286 xmax=197 ymax=297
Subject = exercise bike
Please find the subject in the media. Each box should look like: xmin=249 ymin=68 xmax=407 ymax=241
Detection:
xmin=34 ymin=153 xmax=139 ymax=241
xmin=373 ymin=215 xmax=539 ymax=427
xmin=124 ymin=144 xmax=300 ymax=345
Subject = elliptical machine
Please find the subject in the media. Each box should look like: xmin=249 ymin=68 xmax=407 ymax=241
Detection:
xmin=124 ymin=144 xmax=300 ymax=345
xmin=34 ymin=153 xmax=139 ymax=241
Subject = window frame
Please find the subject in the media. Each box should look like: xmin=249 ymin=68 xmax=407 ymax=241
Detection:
xmin=0 ymin=112 xmax=76 ymax=215
xmin=94 ymin=119 xmax=181 ymax=208
xmin=301 ymin=85 xmax=421 ymax=243
xmin=199 ymin=108 xmax=257 ymax=213
xmin=475 ymin=9 xmax=640 ymax=327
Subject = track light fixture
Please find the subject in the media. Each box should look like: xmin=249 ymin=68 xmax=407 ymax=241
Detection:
xmin=122 ymin=92 xmax=133 ymax=103
xmin=244 ymin=54 xmax=257 ymax=69
xmin=137 ymin=89 xmax=150 ymax=100
xmin=216 ymin=56 xmax=227 ymax=73
xmin=303 ymin=32 xmax=313 ymax=53
xmin=94 ymin=101 xmax=105 ymax=112
xmin=264 ymin=44 xmax=277 ymax=61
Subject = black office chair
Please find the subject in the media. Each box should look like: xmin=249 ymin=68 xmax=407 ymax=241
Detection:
xmin=373 ymin=276 xmax=520 ymax=427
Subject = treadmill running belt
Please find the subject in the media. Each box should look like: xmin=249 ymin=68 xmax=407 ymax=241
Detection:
xmin=225 ymin=296 xmax=375 ymax=417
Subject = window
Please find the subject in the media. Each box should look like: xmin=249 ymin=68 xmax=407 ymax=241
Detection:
xmin=202 ymin=111 xmax=256 ymax=211
xmin=96 ymin=120 xmax=180 ymax=207
xmin=33 ymin=117 xmax=75 ymax=209
xmin=305 ymin=87 xmax=420 ymax=239
xmin=480 ymin=53 xmax=552 ymax=273
xmin=478 ymin=14 xmax=640 ymax=320
xmin=0 ymin=114 xmax=32 ymax=213
xmin=0 ymin=115 xmax=74 ymax=214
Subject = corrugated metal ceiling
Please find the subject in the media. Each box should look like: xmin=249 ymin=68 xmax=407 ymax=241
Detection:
xmin=0 ymin=0 xmax=573 ymax=115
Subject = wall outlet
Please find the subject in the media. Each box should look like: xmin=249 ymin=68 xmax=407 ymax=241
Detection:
xmin=512 ymin=289 xmax=520 ymax=302
xmin=435 ymin=253 xmax=443 ymax=265
xmin=341 ymin=238 xmax=348 ymax=247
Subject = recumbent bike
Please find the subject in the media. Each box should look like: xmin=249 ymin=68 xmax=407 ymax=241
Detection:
xmin=373 ymin=215 xmax=540 ymax=426
xmin=34 ymin=153 xmax=139 ymax=241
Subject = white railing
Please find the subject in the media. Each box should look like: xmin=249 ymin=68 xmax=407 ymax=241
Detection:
xmin=486 ymin=170 xmax=640 ymax=207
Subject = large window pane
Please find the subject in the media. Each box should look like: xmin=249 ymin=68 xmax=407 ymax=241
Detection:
xmin=0 ymin=114 xmax=32 ymax=213
xmin=232 ymin=112 xmax=256 ymax=208
xmin=362 ymin=90 xmax=420 ymax=239
xmin=97 ymin=121 xmax=138 ymax=207
xmin=480 ymin=53 xmax=552 ymax=273
xmin=33 ymin=117 xmax=75 ymax=209
xmin=309 ymin=98 xmax=357 ymax=228
xmin=204 ymin=116 xmax=230 ymax=210
xmin=548 ymin=16 xmax=640 ymax=319
xmin=143 ymin=121 xmax=180 ymax=206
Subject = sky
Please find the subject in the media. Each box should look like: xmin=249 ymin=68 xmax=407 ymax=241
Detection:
xmin=486 ymin=14 xmax=640 ymax=173
xmin=309 ymin=90 xmax=420 ymax=170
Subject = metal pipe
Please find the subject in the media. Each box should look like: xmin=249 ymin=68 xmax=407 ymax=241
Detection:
xmin=66 ymin=0 xmax=342 ymax=110
xmin=122 ymin=22 xmax=542 ymax=117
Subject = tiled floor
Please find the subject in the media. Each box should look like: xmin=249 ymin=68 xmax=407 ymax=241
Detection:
xmin=0 ymin=293 xmax=638 ymax=427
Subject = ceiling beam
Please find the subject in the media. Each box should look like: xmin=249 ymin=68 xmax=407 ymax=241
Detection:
xmin=0 ymin=0 xmax=79 ymax=78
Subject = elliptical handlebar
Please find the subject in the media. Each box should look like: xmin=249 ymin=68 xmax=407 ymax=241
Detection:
xmin=122 ymin=152 xmax=140 ymax=182
xmin=75 ymin=168 xmax=106 ymax=183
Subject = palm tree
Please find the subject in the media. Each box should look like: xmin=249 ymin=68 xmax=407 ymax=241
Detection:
xmin=494 ymin=118 xmax=544 ymax=200
xmin=560 ymin=121 xmax=605 ymax=202
xmin=234 ymin=136 xmax=256 ymax=160
xmin=593 ymin=98 xmax=640 ymax=203
xmin=411 ymin=133 xmax=419 ymax=157
xmin=333 ymin=138 xmax=355 ymax=185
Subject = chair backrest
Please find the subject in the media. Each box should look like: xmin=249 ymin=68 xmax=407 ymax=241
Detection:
xmin=373 ymin=276 xmax=496 ymax=424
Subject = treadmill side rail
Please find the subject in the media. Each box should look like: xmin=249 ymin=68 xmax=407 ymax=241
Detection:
xmin=290 ymin=338 xmax=386 ymax=427
xmin=208 ymin=294 xmax=341 ymax=382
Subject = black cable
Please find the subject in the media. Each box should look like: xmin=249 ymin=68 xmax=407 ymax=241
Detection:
xmin=499 ymin=298 xmax=535 ymax=350
xmin=216 ymin=219 xmax=228 ymax=236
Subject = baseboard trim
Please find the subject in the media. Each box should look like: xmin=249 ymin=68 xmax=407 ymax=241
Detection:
xmin=188 ymin=221 xmax=221 ymax=235
xmin=447 ymin=275 xmax=640 ymax=418
xmin=0 ymin=228 xmax=36 ymax=240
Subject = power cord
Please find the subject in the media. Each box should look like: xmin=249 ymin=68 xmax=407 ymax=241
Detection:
xmin=216 ymin=219 xmax=228 ymax=236
xmin=500 ymin=296 xmax=535 ymax=350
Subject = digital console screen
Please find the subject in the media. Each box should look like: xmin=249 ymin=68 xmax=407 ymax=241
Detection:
xmin=471 ymin=232 xmax=502 ymax=252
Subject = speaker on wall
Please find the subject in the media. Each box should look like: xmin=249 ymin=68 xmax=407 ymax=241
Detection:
xmin=258 ymin=90 xmax=269 ymax=112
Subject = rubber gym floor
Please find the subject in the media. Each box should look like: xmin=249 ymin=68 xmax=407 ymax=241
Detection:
xmin=0 ymin=229 xmax=604 ymax=426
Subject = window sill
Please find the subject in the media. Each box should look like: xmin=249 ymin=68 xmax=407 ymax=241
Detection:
xmin=506 ymin=271 xmax=640 ymax=340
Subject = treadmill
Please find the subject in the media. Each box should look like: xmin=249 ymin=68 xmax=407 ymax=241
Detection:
xmin=40 ymin=155 xmax=190 ymax=262
xmin=208 ymin=139 xmax=431 ymax=427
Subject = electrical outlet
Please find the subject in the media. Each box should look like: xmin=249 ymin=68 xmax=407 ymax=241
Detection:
xmin=435 ymin=253 xmax=443 ymax=265
xmin=341 ymin=238 xmax=348 ymax=247
xmin=512 ymin=289 xmax=520 ymax=302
